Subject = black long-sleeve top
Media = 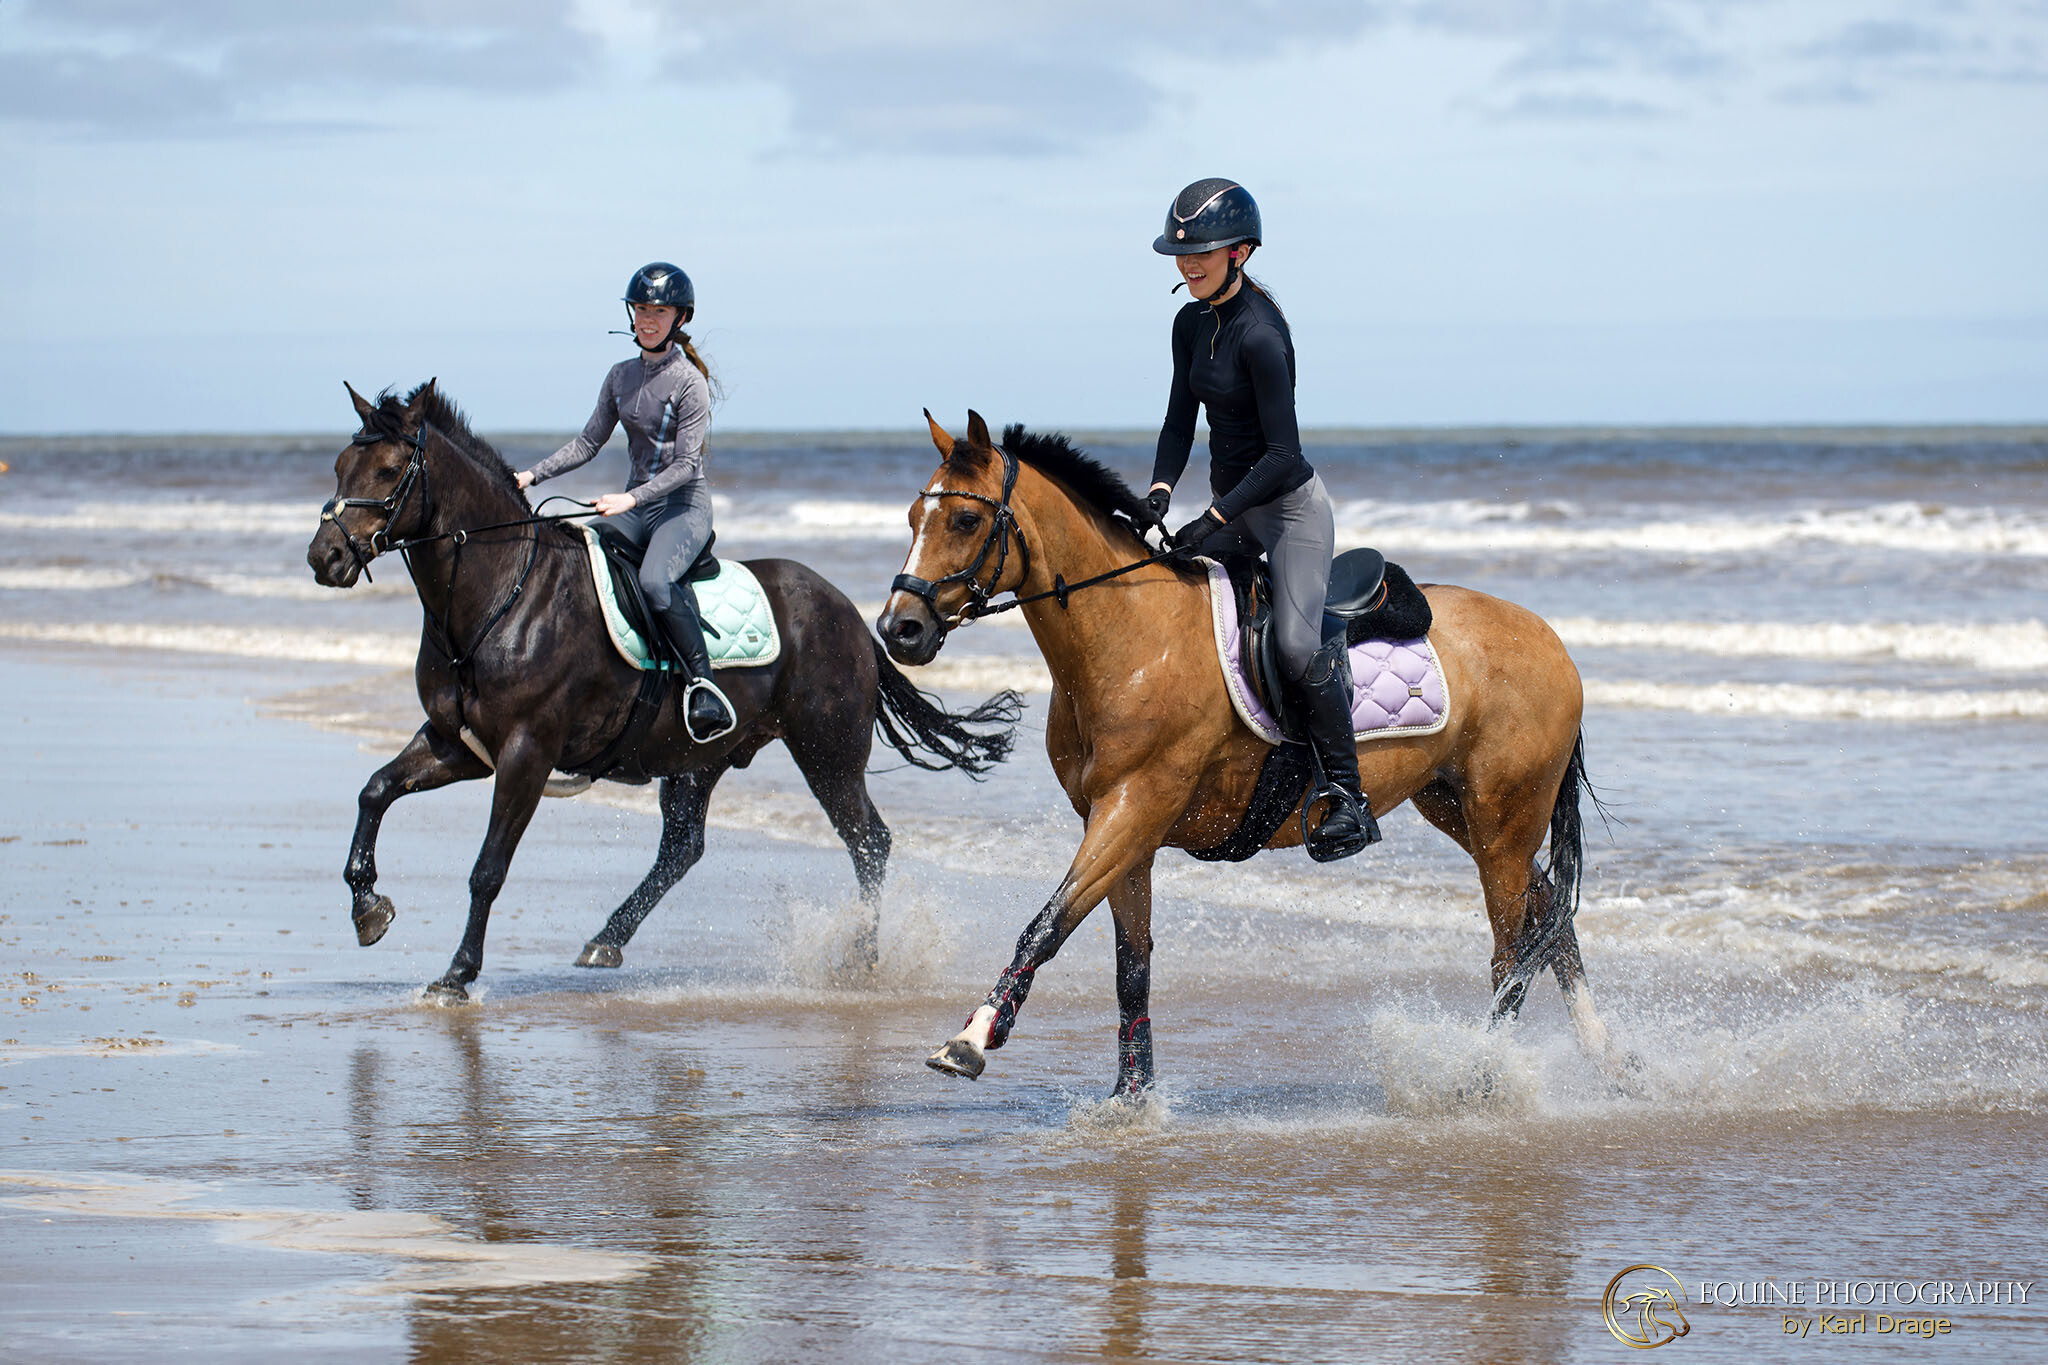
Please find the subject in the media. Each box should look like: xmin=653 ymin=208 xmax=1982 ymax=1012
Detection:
xmin=1150 ymin=284 xmax=1314 ymax=522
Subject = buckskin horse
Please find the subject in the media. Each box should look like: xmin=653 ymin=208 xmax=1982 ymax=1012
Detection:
xmin=878 ymin=411 xmax=1620 ymax=1097
xmin=306 ymin=382 xmax=1020 ymax=998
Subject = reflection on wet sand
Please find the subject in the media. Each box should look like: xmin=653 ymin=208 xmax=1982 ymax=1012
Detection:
xmin=1104 ymin=1161 xmax=1152 ymax=1360
xmin=0 ymin=1167 xmax=648 ymax=1295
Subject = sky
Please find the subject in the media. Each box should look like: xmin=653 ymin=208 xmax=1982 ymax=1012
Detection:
xmin=3 ymin=0 xmax=2046 ymax=433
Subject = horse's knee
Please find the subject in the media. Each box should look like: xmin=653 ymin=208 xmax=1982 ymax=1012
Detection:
xmin=662 ymin=826 xmax=705 ymax=874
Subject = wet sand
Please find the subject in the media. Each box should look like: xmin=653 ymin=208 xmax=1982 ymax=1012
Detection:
xmin=3 ymin=645 xmax=2045 ymax=1363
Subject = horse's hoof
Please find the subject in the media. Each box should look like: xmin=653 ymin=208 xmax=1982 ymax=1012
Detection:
xmin=851 ymin=925 xmax=879 ymax=975
xmin=926 ymin=1039 xmax=985 ymax=1080
xmin=543 ymin=772 xmax=594 ymax=799
xmin=353 ymin=895 xmax=395 ymax=947
xmin=575 ymin=942 xmax=623 ymax=969
xmin=424 ymin=978 xmax=471 ymax=1003
xmin=1454 ymin=1064 xmax=1500 ymax=1105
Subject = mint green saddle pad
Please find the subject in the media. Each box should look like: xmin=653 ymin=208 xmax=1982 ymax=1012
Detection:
xmin=579 ymin=524 xmax=782 ymax=672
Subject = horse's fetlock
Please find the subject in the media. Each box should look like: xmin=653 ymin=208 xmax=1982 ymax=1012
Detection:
xmin=983 ymin=965 xmax=1036 ymax=1049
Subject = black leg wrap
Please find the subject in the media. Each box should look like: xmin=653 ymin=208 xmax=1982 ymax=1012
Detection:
xmin=982 ymin=965 xmax=1035 ymax=1051
xmin=1115 ymin=1015 xmax=1155 ymax=1096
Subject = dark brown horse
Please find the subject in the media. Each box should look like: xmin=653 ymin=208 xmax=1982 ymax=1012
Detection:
xmin=878 ymin=412 xmax=1621 ymax=1097
xmin=307 ymin=382 xmax=1019 ymax=997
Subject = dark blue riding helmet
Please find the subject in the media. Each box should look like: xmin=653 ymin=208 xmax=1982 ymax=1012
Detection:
xmin=623 ymin=261 xmax=695 ymax=322
xmin=1153 ymin=179 xmax=1262 ymax=256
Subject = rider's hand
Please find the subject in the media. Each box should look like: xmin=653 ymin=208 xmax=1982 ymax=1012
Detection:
xmin=1142 ymin=485 xmax=1172 ymax=531
xmin=593 ymin=492 xmax=638 ymax=517
xmin=515 ymin=470 xmax=536 ymax=490
xmin=1171 ymin=507 xmax=1224 ymax=551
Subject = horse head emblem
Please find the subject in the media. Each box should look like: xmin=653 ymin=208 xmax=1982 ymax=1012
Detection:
xmin=1603 ymin=1266 xmax=1692 ymax=1349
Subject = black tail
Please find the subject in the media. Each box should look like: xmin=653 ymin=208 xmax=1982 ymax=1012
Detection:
xmin=1492 ymin=730 xmax=1599 ymax=1018
xmin=1543 ymin=730 xmax=1590 ymax=930
xmin=870 ymin=639 xmax=1022 ymax=779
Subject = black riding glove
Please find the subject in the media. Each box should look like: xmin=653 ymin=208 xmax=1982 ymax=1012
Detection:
xmin=1141 ymin=487 xmax=1172 ymax=531
xmin=1171 ymin=509 xmax=1224 ymax=552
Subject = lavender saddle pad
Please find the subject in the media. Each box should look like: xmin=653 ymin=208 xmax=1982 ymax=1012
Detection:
xmin=1203 ymin=559 xmax=1450 ymax=748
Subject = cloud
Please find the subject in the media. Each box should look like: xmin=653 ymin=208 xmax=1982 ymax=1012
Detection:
xmin=1487 ymin=89 xmax=1669 ymax=120
xmin=6 ymin=0 xmax=2046 ymax=147
xmin=0 ymin=50 xmax=236 ymax=134
xmin=1799 ymin=19 xmax=1954 ymax=61
xmin=1785 ymin=8 xmax=2048 ymax=96
xmin=1407 ymin=0 xmax=1735 ymax=79
xmin=655 ymin=1 xmax=1389 ymax=155
xmin=0 ymin=0 xmax=599 ymax=134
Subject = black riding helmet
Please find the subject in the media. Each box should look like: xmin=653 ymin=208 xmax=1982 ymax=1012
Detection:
xmin=622 ymin=262 xmax=695 ymax=348
xmin=1153 ymin=179 xmax=1262 ymax=255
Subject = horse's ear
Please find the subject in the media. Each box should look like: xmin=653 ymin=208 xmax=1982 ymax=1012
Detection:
xmin=966 ymin=409 xmax=993 ymax=450
xmin=344 ymin=381 xmax=375 ymax=423
xmin=402 ymin=378 xmax=437 ymax=428
xmin=924 ymin=408 xmax=954 ymax=459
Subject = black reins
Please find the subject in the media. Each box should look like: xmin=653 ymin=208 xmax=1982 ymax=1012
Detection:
xmin=321 ymin=420 xmax=603 ymax=671
xmin=891 ymin=442 xmax=1183 ymax=628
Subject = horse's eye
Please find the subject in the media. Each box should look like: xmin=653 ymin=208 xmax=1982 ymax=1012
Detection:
xmin=376 ymin=466 xmax=400 ymax=482
xmin=950 ymin=510 xmax=982 ymax=534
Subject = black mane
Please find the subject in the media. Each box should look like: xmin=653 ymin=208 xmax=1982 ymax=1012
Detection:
xmin=363 ymin=382 xmax=524 ymax=498
xmin=949 ymin=424 xmax=1151 ymax=543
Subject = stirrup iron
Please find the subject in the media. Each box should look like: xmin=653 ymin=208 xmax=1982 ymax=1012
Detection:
xmin=682 ymin=676 xmax=737 ymax=744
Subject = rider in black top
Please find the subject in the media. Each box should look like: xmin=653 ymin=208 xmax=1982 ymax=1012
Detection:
xmin=1152 ymin=283 xmax=1314 ymax=523
xmin=1144 ymin=179 xmax=1379 ymax=862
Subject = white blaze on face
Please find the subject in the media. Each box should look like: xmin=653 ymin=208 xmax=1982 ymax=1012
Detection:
xmin=905 ymin=478 xmax=946 ymax=565
xmin=893 ymin=480 xmax=952 ymax=614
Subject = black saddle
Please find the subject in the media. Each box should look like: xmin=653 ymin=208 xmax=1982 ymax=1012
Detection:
xmin=1214 ymin=541 xmax=1433 ymax=742
xmin=592 ymin=523 xmax=722 ymax=670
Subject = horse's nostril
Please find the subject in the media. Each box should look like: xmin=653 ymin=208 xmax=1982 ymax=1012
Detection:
xmin=891 ymin=617 xmax=923 ymax=643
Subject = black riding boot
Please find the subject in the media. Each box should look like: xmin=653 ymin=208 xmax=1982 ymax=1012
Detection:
xmin=1296 ymin=637 xmax=1381 ymax=863
xmin=655 ymin=588 xmax=736 ymax=743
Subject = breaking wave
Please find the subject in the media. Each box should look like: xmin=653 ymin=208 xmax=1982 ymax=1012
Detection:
xmin=1582 ymin=679 xmax=2048 ymax=721
xmin=1332 ymin=499 xmax=2048 ymax=558
xmin=1554 ymin=617 xmax=2048 ymax=672
xmin=12 ymin=495 xmax=2048 ymax=561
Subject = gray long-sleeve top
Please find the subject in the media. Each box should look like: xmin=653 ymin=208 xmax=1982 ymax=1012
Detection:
xmin=528 ymin=345 xmax=710 ymax=503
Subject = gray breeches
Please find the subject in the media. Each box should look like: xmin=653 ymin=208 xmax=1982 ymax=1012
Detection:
xmin=606 ymin=480 xmax=712 ymax=614
xmin=1235 ymin=474 xmax=1336 ymax=682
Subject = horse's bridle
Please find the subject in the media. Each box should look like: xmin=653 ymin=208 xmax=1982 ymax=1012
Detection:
xmin=318 ymin=422 xmax=432 ymax=584
xmin=891 ymin=443 xmax=1032 ymax=628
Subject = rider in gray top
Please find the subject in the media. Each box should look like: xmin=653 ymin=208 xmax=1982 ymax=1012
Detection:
xmin=518 ymin=262 xmax=735 ymax=743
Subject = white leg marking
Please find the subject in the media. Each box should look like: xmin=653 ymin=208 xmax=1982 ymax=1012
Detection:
xmin=1566 ymin=983 xmax=1615 ymax=1064
xmin=956 ymin=1004 xmax=997 ymax=1053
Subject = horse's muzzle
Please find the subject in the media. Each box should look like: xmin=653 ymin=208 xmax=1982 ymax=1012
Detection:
xmin=877 ymin=596 xmax=944 ymax=667
xmin=307 ymin=526 xmax=363 ymax=589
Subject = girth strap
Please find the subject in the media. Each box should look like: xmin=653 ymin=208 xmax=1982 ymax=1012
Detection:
xmin=566 ymin=667 xmax=671 ymax=780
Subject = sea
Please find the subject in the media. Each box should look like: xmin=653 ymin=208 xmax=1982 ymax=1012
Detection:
xmin=2 ymin=424 xmax=2045 ymax=1361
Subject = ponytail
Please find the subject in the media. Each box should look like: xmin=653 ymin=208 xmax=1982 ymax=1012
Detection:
xmin=1242 ymin=274 xmax=1287 ymax=325
xmin=674 ymin=327 xmax=723 ymax=401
